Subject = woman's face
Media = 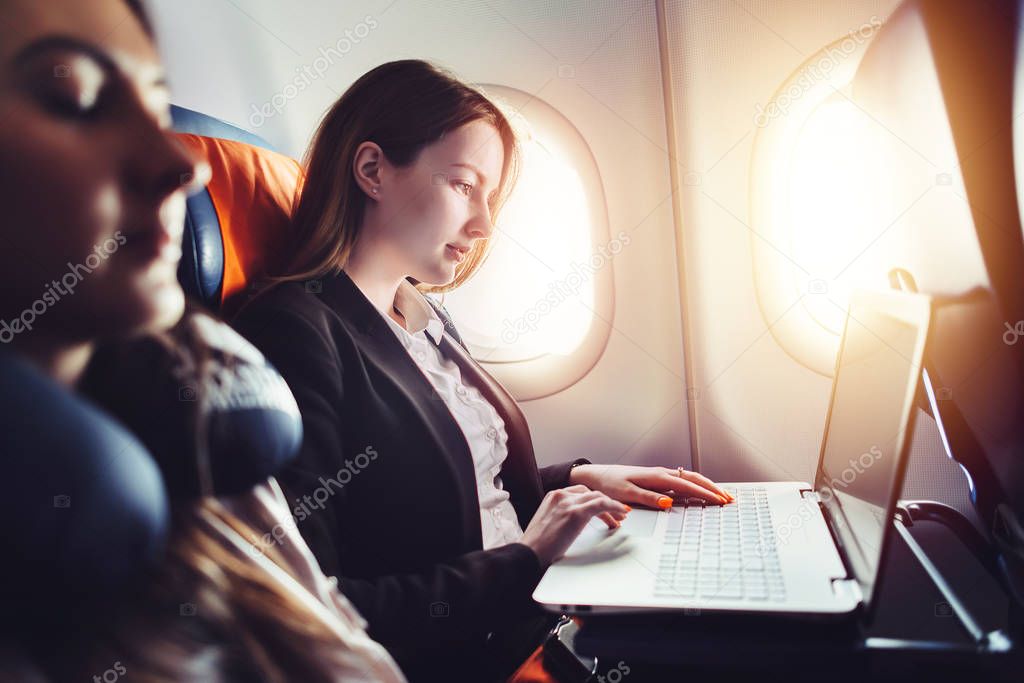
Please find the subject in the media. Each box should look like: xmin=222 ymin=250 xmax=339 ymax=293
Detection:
xmin=369 ymin=119 xmax=504 ymax=286
xmin=0 ymin=0 xmax=207 ymax=346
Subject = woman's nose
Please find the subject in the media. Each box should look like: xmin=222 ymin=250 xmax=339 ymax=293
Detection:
xmin=127 ymin=115 xmax=210 ymax=203
xmin=468 ymin=203 xmax=495 ymax=240
xmin=150 ymin=134 xmax=210 ymax=202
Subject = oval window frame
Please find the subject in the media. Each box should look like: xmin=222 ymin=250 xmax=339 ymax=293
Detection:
xmin=749 ymin=26 xmax=882 ymax=376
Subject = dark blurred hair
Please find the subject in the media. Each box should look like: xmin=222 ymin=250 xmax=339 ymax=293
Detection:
xmin=124 ymin=0 xmax=154 ymax=36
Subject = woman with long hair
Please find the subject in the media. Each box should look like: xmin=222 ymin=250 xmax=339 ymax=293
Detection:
xmin=233 ymin=58 xmax=732 ymax=681
xmin=0 ymin=0 xmax=405 ymax=680
xmin=62 ymin=309 xmax=406 ymax=683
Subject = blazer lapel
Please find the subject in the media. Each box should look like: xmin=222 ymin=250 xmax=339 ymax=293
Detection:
xmin=319 ymin=270 xmax=545 ymax=528
xmin=318 ymin=272 xmax=481 ymax=523
xmin=437 ymin=333 xmax=545 ymax=527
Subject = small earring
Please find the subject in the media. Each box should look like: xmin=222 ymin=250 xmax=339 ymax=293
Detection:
xmin=371 ymin=187 xmax=379 ymax=194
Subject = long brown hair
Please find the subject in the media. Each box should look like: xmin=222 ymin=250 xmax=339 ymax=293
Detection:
xmin=52 ymin=500 xmax=368 ymax=683
xmin=275 ymin=59 xmax=521 ymax=294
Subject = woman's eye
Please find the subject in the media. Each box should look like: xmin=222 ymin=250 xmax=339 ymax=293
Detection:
xmin=30 ymin=58 xmax=107 ymax=120
xmin=38 ymin=89 xmax=100 ymax=119
xmin=454 ymin=181 xmax=474 ymax=196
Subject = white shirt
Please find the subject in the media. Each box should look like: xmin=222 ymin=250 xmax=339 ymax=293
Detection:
xmin=378 ymin=280 xmax=526 ymax=550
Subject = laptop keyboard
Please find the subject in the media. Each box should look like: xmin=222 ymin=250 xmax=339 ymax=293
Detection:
xmin=654 ymin=487 xmax=786 ymax=602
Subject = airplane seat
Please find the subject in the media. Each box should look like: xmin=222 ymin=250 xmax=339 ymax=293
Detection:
xmin=852 ymin=0 xmax=1024 ymax=617
xmin=171 ymin=104 xmax=304 ymax=316
xmin=169 ymin=105 xmax=469 ymax=343
xmin=0 ymin=351 xmax=169 ymax=622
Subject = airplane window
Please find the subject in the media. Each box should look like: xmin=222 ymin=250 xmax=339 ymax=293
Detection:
xmin=444 ymin=135 xmax=592 ymax=359
xmin=440 ymin=84 xmax=613 ymax=400
xmin=788 ymin=94 xmax=882 ymax=335
xmin=750 ymin=27 xmax=884 ymax=376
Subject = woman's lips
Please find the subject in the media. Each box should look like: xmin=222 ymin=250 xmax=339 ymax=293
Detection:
xmin=445 ymin=244 xmax=467 ymax=263
xmin=121 ymin=229 xmax=182 ymax=265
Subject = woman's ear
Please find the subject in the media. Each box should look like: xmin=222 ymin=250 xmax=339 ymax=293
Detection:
xmin=352 ymin=141 xmax=384 ymax=200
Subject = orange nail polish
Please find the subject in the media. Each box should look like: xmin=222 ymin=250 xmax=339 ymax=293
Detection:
xmin=624 ymin=505 xmax=632 ymax=512
xmin=657 ymin=496 xmax=672 ymax=509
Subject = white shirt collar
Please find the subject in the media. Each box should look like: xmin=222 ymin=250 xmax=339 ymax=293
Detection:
xmin=389 ymin=279 xmax=446 ymax=346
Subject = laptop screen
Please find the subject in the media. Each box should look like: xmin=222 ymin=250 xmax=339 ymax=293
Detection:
xmin=813 ymin=291 xmax=928 ymax=608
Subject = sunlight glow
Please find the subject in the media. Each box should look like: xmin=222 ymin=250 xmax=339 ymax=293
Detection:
xmin=787 ymin=96 xmax=880 ymax=334
xmin=443 ymin=134 xmax=595 ymax=360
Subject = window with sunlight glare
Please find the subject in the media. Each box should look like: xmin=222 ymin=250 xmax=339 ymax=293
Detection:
xmin=751 ymin=25 xmax=883 ymax=375
xmin=443 ymin=138 xmax=591 ymax=360
xmin=788 ymin=95 xmax=881 ymax=335
xmin=441 ymin=86 xmax=610 ymax=372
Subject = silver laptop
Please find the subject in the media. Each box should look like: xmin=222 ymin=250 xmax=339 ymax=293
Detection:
xmin=533 ymin=289 xmax=931 ymax=616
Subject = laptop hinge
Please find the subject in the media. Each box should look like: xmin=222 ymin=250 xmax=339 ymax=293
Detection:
xmin=830 ymin=578 xmax=863 ymax=605
xmin=802 ymin=489 xmax=859 ymax=588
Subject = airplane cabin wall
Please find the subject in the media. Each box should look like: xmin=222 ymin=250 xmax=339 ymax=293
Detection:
xmin=147 ymin=0 xmax=975 ymax=516
xmin=664 ymin=0 xmax=974 ymax=516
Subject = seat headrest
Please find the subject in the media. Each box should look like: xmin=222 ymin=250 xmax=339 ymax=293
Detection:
xmin=171 ymin=105 xmax=303 ymax=316
xmin=171 ymin=104 xmax=280 ymax=151
xmin=0 ymin=352 xmax=169 ymax=613
xmin=80 ymin=311 xmax=303 ymax=499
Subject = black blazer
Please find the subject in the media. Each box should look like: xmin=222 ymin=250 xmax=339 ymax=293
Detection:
xmin=232 ymin=270 xmax=585 ymax=679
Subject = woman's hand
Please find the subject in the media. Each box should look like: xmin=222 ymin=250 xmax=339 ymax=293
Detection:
xmin=568 ymin=465 xmax=733 ymax=509
xmin=520 ymin=485 xmax=631 ymax=565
